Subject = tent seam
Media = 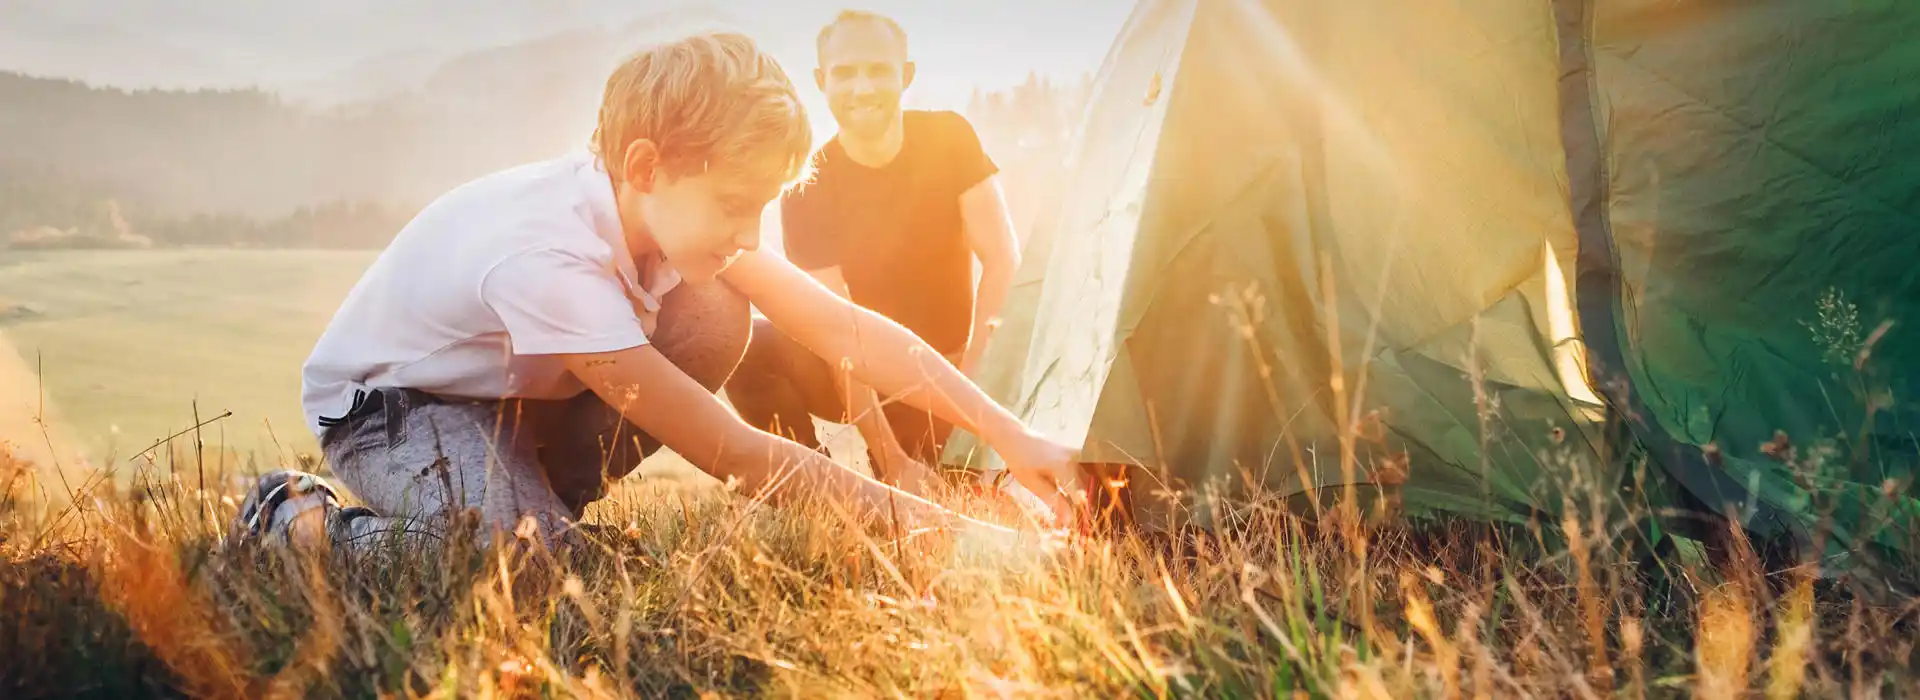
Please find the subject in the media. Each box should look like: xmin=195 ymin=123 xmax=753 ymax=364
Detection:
xmin=1551 ymin=0 xmax=1791 ymax=537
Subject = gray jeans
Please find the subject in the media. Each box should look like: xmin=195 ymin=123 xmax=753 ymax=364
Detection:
xmin=316 ymin=279 xmax=750 ymax=549
xmin=319 ymin=386 xmax=650 ymax=546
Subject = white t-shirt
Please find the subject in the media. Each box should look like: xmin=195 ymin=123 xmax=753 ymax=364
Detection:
xmin=300 ymin=152 xmax=682 ymax=435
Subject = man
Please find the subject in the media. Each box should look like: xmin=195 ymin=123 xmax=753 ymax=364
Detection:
xmin=233 ymin=31 xmax=1081 ymax=551
xmin=725 ymin=11 xmax=1023 ymax=492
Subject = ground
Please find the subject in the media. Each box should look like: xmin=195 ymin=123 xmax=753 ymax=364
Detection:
xmin=1 ymin=249 xmax=1915 ymax=698
xmin=0 ymin=249 xmax=365 ymax=465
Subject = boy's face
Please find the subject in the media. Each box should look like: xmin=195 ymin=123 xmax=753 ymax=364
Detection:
xmin=816 ymin=20 xmax=913 ymax=140
xmin=627 ymin=167 xmax=780 ymax=280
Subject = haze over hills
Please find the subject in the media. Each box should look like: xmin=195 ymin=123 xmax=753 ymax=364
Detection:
xmin=1 ymin=8 xmax=765 ymax=221
xmin=0 ymin=1 xmax=1125 ymax=247
xmin=1 ymin=0 xmax=1125 ymax=106
xmin=0 ymin=0 xmax=719 ymax=99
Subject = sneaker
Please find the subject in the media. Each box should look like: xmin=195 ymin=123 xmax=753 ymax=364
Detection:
xmin=229 ymin=469 xmax=373 ymax=550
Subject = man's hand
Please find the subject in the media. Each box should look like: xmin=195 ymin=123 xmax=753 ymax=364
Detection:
xmin=957 ymin=341 xmax=985 ymax=379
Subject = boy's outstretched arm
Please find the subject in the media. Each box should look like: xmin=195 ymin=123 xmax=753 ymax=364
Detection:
xmin=560 ymin=345 xmax=977 ymax=532
xmin=720 ymin=249 xmax=1085 ymax=523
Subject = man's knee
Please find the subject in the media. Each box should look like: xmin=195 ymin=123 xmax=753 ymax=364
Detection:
xmin=732 ymin=316 xmax=787 ymax=384
xmin=727 ymin=317 xmax=843 ymax=416
xmin=650 ymin=280 xmax=750 ymax=393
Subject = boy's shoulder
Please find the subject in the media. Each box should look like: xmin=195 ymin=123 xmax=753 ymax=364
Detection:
xmin=435 ymin=153 xmax=593 ymax=209
xmin=399 ymin=152 xmax=618 ymax=259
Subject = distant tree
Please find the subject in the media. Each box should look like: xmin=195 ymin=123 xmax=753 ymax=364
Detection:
xmin=964 ymin=73 xmax=1093 ymax=242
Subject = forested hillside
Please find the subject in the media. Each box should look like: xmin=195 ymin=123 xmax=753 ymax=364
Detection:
xmin=0 ymin=8 xmax=1086 ymax=251
xmin=0 ymin=9 xmax=732 ymax=249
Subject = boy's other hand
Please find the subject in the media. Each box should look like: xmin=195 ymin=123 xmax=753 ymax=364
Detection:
xmin=873 ymin=446 xmax=936 ymax=496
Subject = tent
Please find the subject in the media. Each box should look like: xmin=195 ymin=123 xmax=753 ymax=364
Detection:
xmin=946 ymin=0 xmax=1920 ymax=572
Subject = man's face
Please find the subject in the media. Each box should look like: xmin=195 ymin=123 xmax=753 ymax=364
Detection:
xmin=626 ymin=167 xmax=780 ymax=281
xmin=816 ymin=20 xmax=913 ymax=140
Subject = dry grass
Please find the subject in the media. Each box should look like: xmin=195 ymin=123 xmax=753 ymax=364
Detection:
xmin=1 ymin=246 xmax=1913 ymax=695
xmin=2 ymin=248 xmax=1915 ymax=696
xmin=2 ymin=434 xmax=1917 ymax=700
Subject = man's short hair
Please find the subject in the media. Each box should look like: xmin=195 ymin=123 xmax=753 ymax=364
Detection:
xmin=592 ymin=31 xmax=814 ymax=188
xmin=815 ymin=9 xmax=910 ymax=63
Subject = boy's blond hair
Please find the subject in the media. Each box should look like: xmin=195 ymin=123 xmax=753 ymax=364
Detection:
xmin=592 ymin=32 xmax=813 ymax=188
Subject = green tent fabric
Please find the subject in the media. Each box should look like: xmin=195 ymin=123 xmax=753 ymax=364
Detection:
xmin=1573 ymin=0 xmax=1920 ymax=563
xmin=944 ymin=0 xmax=1919 ymax=571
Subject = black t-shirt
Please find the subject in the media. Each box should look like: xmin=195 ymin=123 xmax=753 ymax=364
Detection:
xmin=781 ymin=110 xmax=998 ymax=356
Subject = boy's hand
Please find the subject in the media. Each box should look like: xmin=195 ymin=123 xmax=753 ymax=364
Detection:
xmin=950 ymin=514 xmax=1071 ymax=571
xmin=994 ymin=430 xmax=1087 ymax=527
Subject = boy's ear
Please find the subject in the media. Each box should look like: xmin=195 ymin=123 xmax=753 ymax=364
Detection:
xmin=621 ymin=139 xmax=662 ymax=192
xmin=902 ymin=61 xmax=916 ymax=90
xmin=813 ymin=67 xmax=827 ymax=92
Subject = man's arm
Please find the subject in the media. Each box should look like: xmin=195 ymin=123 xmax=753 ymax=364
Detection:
xmin=803 ymin=266 xmax=932 ymax=489
xmin=958 ymin=175 xmax=1021 ymax=377
xmin=559 ymin=345 xmax=966 ymax=530
xmin=721 ymin=249 xmax=1083 ymax=520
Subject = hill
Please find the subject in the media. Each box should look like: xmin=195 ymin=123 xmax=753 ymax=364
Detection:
xmin=0 ymin=0 xmax=708 ymax=100
xmin=0 ymin=6 xmax=1090 ymax=252
xmin=0 ymin=7 xmax=739 ymax=243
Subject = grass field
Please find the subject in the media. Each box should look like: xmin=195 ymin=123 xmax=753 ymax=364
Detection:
xmin=5 ymin=428 xmax=1917 ymax=698
xmin=0 ymin=249 xmax=374 ymax=466
xmin=2 ymin=250 xmax=1917 ymax=698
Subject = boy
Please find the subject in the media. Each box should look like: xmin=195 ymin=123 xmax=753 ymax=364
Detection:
xmin=234 ymin=31 xmax=1081 ymax=551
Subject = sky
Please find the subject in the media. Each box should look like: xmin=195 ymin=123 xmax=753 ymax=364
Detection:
xmin=0 ymin=0 xmax=1135 ymax=112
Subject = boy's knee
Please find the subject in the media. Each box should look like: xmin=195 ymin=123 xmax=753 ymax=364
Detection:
xmin=651 ymin=281 xmax=750 ymax=392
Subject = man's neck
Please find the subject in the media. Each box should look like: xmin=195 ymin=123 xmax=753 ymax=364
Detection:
xmin=838 ymin=115 xmax=906 ymax=168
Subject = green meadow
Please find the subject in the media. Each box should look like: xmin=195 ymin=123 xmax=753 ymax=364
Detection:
xmin=0 ymin=250 xmax=373 ymax=467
